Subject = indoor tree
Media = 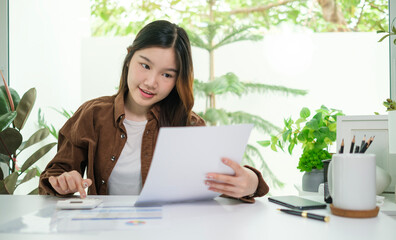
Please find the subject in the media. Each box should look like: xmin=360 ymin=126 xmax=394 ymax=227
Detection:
xmin=89 ymin=0 xmax=388 ymax=189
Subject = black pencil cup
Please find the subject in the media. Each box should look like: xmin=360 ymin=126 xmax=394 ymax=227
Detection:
xmin=322 ymin=159 xmax=332 ymax=204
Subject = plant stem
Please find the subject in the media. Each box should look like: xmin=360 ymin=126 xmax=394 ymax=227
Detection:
xmin=0 ymin=70 xmax=15 ymax=111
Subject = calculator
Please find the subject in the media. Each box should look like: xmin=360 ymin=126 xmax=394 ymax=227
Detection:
xmin=56 ymin=198 xmax=103 ymax=209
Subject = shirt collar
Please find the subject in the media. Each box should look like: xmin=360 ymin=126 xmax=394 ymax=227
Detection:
xmin=113 ymin=93 xmax=160 ymax=126
xmin=114 ymin=93 xmax=125 ymax=125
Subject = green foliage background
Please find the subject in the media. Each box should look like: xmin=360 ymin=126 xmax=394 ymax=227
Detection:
xmin=88 ymin=0 xmax=389 ymax=190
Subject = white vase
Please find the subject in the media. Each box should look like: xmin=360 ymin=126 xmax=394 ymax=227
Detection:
xmin=376 ymin=165 xmax=391 ymax=194
xmin=389 ymin=111 xmax=396 ymax=154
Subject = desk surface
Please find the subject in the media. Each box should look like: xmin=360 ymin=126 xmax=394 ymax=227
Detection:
xmin=0 ymin=195 xmax=395 ymax=240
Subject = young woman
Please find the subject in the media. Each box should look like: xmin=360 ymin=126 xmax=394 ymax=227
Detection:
xmin=39 ymin=20 xmax=269 ymax=203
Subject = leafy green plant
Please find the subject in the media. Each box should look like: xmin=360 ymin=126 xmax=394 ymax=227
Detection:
xmin=297 ymin=149 xmax=332 ymax=172
xmin=90 ymin=0 xmax=312 ymax=190
xmin=258 ymin=105 xmax=343 ymax=172
xmin=377 ymin=19 xmax=396 ymax=45
xmin=0 ymin=71 xmax=56 ymax=194
xmin=383 ymin=98 xmax=396 ymax=111
xmin=38 ymin=107 xmax=74 ymax=139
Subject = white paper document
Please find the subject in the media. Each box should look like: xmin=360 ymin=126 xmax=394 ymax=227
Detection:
xmin=135 ymin=124 xmax=253 ymax=206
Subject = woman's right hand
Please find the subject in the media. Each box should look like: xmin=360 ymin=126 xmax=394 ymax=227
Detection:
xmin=48 ymin=170 xmax=92 ymax=198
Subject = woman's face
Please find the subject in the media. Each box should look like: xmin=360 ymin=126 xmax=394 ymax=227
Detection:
xmin=126 ymin=47 xmax=178 ymax=112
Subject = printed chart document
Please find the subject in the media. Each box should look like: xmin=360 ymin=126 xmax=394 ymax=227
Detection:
xmin=135 ymin=124 xmax=253 ymax=206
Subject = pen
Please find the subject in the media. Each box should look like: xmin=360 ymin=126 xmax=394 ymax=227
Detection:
xmin=277 ymin=208 xmax=330 ymax=222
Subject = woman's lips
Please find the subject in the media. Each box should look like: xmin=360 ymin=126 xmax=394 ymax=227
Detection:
xmin=139 ymin=87 xmax=155 ymax=98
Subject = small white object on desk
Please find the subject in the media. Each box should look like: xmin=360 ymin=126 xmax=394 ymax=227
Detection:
xmin=56 ymin=198 xmax=103 ymax=209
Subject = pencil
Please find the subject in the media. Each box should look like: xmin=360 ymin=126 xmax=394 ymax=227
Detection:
xmin=339 ymin=139 xmax=344 ymax=153
xmin=349 ymin=135 xmax=355 ymax=153
xmin=362 ymin=136 xmax=375 ymax=153
xmin=360 ymin=141 xmax=368 ymax=153
xmin=354 ymin=145 xmax=360 ymax=153
xmin=277 ymin=208 xmax=330 ymax=222
xmin=360 ymin=135 xmax=366 ymax=149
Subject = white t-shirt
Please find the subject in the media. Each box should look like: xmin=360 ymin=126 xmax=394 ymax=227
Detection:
xmin=108 ymin=119 xmax=147 ymax=195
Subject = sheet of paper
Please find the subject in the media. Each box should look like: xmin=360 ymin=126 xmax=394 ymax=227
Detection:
xmin=0 ymin=206 xmax=163 ymax=233
xmin=135 ymin=124 xmax=253 ymax=206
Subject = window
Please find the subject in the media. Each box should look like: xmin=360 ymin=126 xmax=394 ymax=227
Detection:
xmin=6 ymin=0 xmax=395 ymax=194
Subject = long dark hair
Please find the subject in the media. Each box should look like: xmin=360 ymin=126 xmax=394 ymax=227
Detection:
xmin=116 ymin=20 xmax=194 ymax=127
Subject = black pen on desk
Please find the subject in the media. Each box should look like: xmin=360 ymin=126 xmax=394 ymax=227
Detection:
xmin=277 ymin=209 xmax=330 ymax=222
xmin=339 ymin=139 xmax=344 ymax=153
xmin=349 ymin=135 xmax=355 ymax=153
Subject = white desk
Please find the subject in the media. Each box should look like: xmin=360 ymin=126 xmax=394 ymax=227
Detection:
xmin=0 ymin=195 xmax=395 ymax=240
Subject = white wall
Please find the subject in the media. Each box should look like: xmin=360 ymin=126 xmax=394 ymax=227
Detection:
xmin=81 ymin=31 xmax=389 ymax=195
xmin=9 ymin=0 xmax=90 ymax=194
xmin=9 ymin=1 xmax=390 ymax=195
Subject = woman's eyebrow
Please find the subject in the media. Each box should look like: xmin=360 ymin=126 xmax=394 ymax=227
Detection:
xmin=138 ymin=55 xmax=178 ymax=73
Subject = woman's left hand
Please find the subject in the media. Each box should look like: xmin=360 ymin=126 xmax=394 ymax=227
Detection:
xmin=205 ymin=157 xmax=259 ymax=198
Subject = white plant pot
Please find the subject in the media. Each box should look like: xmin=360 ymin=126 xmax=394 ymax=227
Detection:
xmin=389 ymin=111 xmax=396 ymax=154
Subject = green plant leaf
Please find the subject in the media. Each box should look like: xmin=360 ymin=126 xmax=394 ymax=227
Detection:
xmin=295 ymin=118 xmax=306 ymax=125
xmin=244 ymin=82 xmax=308 ymax=96
xmin=313 ymin=112 xmax=323 ymax=122
xmin=300 ymin=107 xmax=310 ymax=118
xmin=282 ymin=129 xmax=291 ymax=142
xmin=378 ymin=33 xmax=390 ymax=42
xmin=288 ymin=142 xmax=295 ymax=155
xmin=0 ymin=180 xmax=7 ymax=193
xmin=0 ymin=86 xmax=20 ymax=115
xmin=14 ymin=88 xmax=37 ymax=130
xmin=4 ymin=172 xmax=18 ymax=194
xmin=270 ymin=142 xmax=278 ymax=152
xmin=306 ymin=118 xmax=319 ymax=130
xmin=20 ymin=142 xmax=56 ymax=173
xmin=19 ymin=128 xmax=50 ymax=151
xmin=20 ymin=167 xmax=39 ymax=184
xmin=0 ymin=153 xmax=9 ymax=164
xmin=202 ymin=108 xmax=230 ymax=125
xmin=318 ymin=126 xmax=330 ymax=135
xmin=228 ymin=111 xmax=281 ymax=134
xmin=0 ymin=128 xmax=22 ymax=155
xmin=257 ymin=140 xmax=271 ymax=147
xmin=328 ymin=123 xmax=337 ymax=131
xmin=0 ymin=111 xmax=17 ymax=132
xmin=328 ymin=131 xmax=336 ymax=141
xmin=28 ymin=187 xmax=39 ymax=195
xmin=244 ymin=144 xmax=284 ymax=189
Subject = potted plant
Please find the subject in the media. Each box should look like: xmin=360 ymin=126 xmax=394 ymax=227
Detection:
xmin=258 ymin=105 xmax=344 ymax=192
xmin=0 ymin=71 xmax=56 ymax=194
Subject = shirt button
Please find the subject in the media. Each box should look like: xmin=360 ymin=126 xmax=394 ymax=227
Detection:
xmin=101 ymin=180 xmax=105 ymax=184
xmin=121 ymin=134 xmax=126 ymax=139
xmin=111 ymin=155 xmax=116 ymax=161
xmin=146 ymin=130 xmax=150 ymax=135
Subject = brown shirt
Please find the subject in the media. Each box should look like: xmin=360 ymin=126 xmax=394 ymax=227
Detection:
xmin=39 ymin=94 xmax=269 ymax=203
